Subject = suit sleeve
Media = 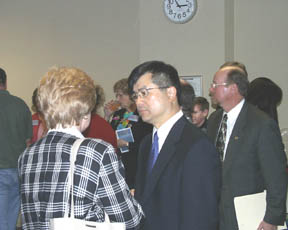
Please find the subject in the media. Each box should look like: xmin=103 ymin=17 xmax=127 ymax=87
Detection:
xmin=257 ymin=119 xmax=288 ymax=225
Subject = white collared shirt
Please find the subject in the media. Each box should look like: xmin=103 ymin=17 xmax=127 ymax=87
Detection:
xmin=152 ymin=110 xmax=183 ymax=153
xmin=223 ymin=99 xmax=245 ymax=159
xmin=48 ymin=125 xmax=84 ymax=138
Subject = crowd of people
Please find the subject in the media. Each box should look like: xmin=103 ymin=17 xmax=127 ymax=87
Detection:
xmin=0 ymin=60 xmax=287 ymax=230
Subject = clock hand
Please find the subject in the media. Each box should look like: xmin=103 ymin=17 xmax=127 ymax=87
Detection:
xmin=175 ymin=0 xmax=182 ymax=8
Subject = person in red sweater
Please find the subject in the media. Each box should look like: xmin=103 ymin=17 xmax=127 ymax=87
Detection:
xmin=31 ymin=88 xmax=47 ymax=144
xmin=83 ymin=84 xmax=117 ymax=149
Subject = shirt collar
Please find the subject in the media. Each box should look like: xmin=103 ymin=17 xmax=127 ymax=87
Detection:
xmin=153 ymin=110 xmax=183 ymax=151
xmin=226 ymin=99 xmax=245 ymax=124
xmin=48 ymin=126 xmax=84 ymax=138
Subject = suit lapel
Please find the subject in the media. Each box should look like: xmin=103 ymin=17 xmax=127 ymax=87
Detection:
xmin=136 ymin=135 xmax=152 ymax=198
xmin=142 ymin=117 xmax=186 ymax=204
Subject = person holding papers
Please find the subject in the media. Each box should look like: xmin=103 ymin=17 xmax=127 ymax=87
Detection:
xmin=207 ymin=63 xmax=287 ymax=230
xmin=104 ymin=78 xmax=152 ymax=190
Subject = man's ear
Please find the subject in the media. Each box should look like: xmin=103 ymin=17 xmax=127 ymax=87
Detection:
xmin=167 ymin=86 xmax=177 ymax=101
xmin=230 ymin=83 xmax=239 ymax=94
xmin=0 ymin=82 xmax=7 ymax=90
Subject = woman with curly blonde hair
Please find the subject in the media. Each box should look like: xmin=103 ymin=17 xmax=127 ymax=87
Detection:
xmin=18 ymin=67 xmax=144 ymax=230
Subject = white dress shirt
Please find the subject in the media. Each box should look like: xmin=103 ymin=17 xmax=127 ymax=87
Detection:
xmin=223 ymin=99 xmax=245 ymax=160
xmin=152 ymin=110 xmax=183 ymax=153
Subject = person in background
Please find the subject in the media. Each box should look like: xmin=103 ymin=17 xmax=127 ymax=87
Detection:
xmin=191 ymin=96 xmax=209 ymax=133
xmin=83 ymin=84 xmax=117 ymax=149
xmin=0 ymin=67 xmax=32 ymax=230
xmin=247 ymin=77 xmax=282 ymax=124
xmin=207 ymin=64 xmax=287 ymax=230
xmin=128 ymin=61 xmax=221 ymax=230
xmin=104 ymin=78 xmax=152 ymax=190
xmin=30 ymin=88 xmax=47 ymax=144
xmin=179 ymin=79 xmax=195 ymax=122
xmin=18 ymin=67 xmax=144 ymax=230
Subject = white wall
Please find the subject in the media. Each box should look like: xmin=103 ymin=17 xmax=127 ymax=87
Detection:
xmin=1 ymin=0 xmax=287 ymax=128
xmin=0 ymin=0 xmax=140 ymax=110
xmin=139 ymin=0 xmax=225 ymax=101
xmin=234 ymin=0 xmax=288 ymax=129
xmin=139 ymin=0 xmax=288 ymax=129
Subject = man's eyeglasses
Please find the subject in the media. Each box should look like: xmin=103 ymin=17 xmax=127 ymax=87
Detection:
xmin=210 ymin=82 xmax=229 ymax=89
xmin=131 ymin=86 xmax=169 ymax=101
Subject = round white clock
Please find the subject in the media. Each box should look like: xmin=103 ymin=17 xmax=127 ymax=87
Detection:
xmin=163 ymin=0 xmax=197 ymax=24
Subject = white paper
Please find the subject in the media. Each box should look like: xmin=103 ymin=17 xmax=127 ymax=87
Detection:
xmin=234 ymin=191 xmax=285 ymax=230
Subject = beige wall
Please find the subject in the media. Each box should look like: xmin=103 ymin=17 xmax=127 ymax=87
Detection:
xmin=1 ymin=0 xmax=287 ymax=128
xmin=0 ymin=0 xmax=140 ymax=111
xmin=139 ymin=0 xmax=225 ymax=100
xmin=234 ymin=0 xmax=288 ymax=129
xmin=139 ymin=0 xmax=288 ymax=129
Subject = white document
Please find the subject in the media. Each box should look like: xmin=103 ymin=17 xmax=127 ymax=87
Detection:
xmin=234 ymin=191 xmax=285 ymax=230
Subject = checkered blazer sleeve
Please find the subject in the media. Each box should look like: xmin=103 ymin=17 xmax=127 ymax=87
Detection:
xmin=89 ymin=140 xmax=144 ymax=229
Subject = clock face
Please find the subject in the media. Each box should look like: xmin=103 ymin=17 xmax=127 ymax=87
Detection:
xmin=163 ymin=0 xmax=197 ymax=24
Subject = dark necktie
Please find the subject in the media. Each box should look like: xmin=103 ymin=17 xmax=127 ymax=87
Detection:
xmin=147 ymin=132 xmax=159 ymax=174
xmin=216 ymin=114 xmax=228 ymax=161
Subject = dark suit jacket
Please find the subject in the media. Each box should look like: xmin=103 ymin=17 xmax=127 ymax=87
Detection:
xmin=135 ymin=116 xmax=221 ymax=230
xmin=207 ymin=102 xmax=287 ymax=230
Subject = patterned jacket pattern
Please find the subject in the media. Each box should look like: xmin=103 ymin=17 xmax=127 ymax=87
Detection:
xmin=18 ymin=131 xmax=144 ymax=230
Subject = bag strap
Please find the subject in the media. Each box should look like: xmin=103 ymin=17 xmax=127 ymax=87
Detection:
xmin=64 ymin=138 xmax=112 ymax=223
xmin=64 ymin=138 xmax=85 ymax=218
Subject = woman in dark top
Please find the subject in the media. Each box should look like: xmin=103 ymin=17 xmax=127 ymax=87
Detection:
xmin=247 ymin=77 xmax=282 ymax=124
xmin=104 ymin=78 xmax=152 ymax=190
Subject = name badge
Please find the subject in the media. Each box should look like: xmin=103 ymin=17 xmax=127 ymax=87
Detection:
xmin=128 ymin=115 xmax=139 ymax=122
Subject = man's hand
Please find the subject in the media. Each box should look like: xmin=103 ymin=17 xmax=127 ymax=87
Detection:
xmin=257 ymin=221 xmax=277 ymax=230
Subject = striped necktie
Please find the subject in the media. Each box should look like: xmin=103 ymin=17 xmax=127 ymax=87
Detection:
xmin=216 ymin=114 xmax=228 ymax=161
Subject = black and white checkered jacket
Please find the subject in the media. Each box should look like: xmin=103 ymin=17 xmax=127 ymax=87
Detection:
xmin=18 ymin=130 xmax=144 ymax=230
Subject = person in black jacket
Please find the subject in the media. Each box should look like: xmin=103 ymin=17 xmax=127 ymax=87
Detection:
xmin=104 ymin=78 xmax=152 ymax=190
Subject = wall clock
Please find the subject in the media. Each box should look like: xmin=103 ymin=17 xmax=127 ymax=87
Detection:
xmin=163 ymin=0 xmax=197 ymax=24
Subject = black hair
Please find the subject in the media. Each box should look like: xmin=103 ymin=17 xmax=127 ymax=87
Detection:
xmin=128 ymin=61 xmax=182 ymax=105
xmin=194 ymin=97 xmax=209 ymax=111
xmin=0 ymin=68 xmax=7 ymax=86
xmin=180 ymin=81 xmax=195 ymax=118
xmin=247 ymin=77 xmax=282 ymax=124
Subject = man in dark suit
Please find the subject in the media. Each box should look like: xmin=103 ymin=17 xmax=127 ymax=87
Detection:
xmin=127 ymin=61 xmax=221 ymax=230
xmin=207 ymin=65 xmax=287 ymax=230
